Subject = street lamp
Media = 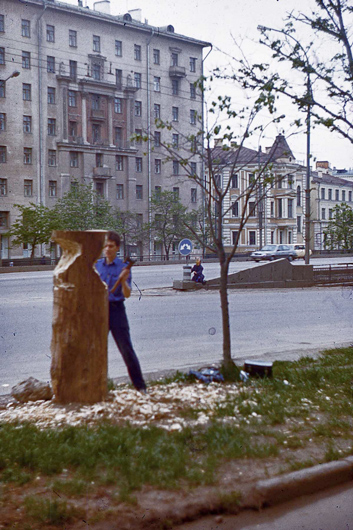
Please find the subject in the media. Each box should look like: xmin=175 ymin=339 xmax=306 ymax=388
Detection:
xmin=0 ymin=70 xmax=20 ymax=267
xmin=257 ymin=25 xmax=312 ymax=264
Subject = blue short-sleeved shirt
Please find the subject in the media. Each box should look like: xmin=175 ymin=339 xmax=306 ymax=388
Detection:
xmin=95 ymin=256 xmax=132 ymax=303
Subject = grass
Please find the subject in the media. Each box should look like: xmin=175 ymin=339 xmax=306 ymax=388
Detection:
xmin=1 ymin=347 xmax=353 ymax=526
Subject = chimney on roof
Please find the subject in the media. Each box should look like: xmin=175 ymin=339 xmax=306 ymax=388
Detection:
xmin=93 ymin=0 xmax=110 ymax=14
xmin=316 ymin=161 xmax=330 ymax=170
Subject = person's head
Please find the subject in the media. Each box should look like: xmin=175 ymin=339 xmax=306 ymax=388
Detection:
xmin=196 ymin=258 xmax=201 ymax=265
xmin=104 ymin=231 xmax=121 ymax=263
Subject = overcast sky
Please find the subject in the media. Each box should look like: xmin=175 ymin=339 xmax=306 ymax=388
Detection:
xmin=67 ymin=0 xmax=352 ymax=170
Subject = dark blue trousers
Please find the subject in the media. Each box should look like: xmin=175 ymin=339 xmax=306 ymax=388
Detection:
xmin=109 ymin=301 xmax=146 ymax=391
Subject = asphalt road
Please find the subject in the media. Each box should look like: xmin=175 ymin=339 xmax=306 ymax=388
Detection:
xmin=1 ymin=257 xmax=353 ymax=394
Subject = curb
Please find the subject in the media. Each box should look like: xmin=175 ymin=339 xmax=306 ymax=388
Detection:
xmin=245 ymin=456 xmax=353 ymax=510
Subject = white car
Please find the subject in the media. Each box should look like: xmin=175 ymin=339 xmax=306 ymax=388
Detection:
xmin=287 ymin=244 xmax=312 ymax=260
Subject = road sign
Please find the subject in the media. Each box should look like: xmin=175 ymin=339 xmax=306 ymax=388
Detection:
xmin=178 ymin=238 xmax=193 ymax=256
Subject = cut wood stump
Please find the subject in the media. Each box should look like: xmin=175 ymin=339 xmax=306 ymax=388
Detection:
xmin=50 ymin=230 xmax=108 ymax=404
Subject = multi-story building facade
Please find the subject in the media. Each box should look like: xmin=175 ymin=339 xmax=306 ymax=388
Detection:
xmin=311 ymin=161 xmax=353 ymax=250
xmin=212 ymin=135 xmax=307 ymax=253
xmin=0 ymin=0 xmax=211 ymax=259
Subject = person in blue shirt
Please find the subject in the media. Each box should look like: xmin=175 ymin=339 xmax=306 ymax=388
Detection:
xmin=95 ymin=231 xmax=146 ymax=393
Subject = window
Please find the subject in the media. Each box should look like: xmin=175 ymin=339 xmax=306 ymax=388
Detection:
xmin=232 ymin=231 xmax=239 ymax=245
xmin=0 ymin=211 xmax=8 ymax=227
xmin=115 ymin=40 xmax=122 ymax=56
xmin=335 ymin=189 xmax=339 ymax=201
xmin=136 ymin=184 xmax=143 ymax=199
xmin=171 ymin=52 xmax=178 ymax=66
xmin=24 ymin=179 xmax=33 ymax=196
xmin=329 ymin=208 xmax=333 ymax=219
xmin=136 ymin=157 xmax=142 ymax=172
xmin=135 ymin=101 xmax=142 ymax=117
xmin=46 ymin=25 xmax=55 ymax=42
xmin=154 ymin=131 xmax=161 ymax=147
xmin=172 ymin=79 xmax=179 ymax=96
xmin=328 ymin=188 xmax=332 ymax=200
xmin=321 ymin=207 xmax=326 ymax=220
xmin=297 ymin=215 xmax=302 ymax=233
xmin=191 ymin=188 xmax=197 ymax=203
xmin=114 ymin=97 xmax=122 ymax=113
xmin=0 ymin=47 xmax=4 ymax=65
xmin=154 ymin=76 xmax=160 ymax=92
xmin=249 ymin=231 xmax=256 ymax=246
xmin=116 ymin=155 xmax=124 ymax=171
xmin=134 ymin=72 xmax=141 ymax=89
xmin=270 ymin=201 xmax=274 ymax=217
xmin=190 ymin=109 xmax=196 ymax=124
xmin=153 ymin=49 xmax=160 ymax=64
xmin=22 ymin=50 xmax=30 ymax=69
xmin=23 ymin=83 xmax=31 ymax=101
xmin=342 ymin=190 xmax=346 ymax=201
xmin=190 ymin=83 xmax=196 ymax=99
xmin=23 ymin=147 xmax=32 ymax=164
xmin=278 ymin=198 xmax=283 ymax=218
xmin=92 ymin=123 xmax=100 ymax=143
xmin=288 ymin=175 xmax=294 ymax=189
xmin=190 ymin=57 xmax=196 ymax=72
xmin=231 ymin=174 xmax=238 ymax=188
xmin=115 ymin=127 xmax=122 ymax=147
xmin=172 ymin=160 xmax=179 ymax=175
xmin=69 ymin=121 xmax=77 ymax=137
xmin=23 ymin=115 xmax=32 ymax=133
xmin=321 ymin=188 xmax=325 ymax=200
xmin=0 ymin=81 xmax=4 ymax=98
xmin=47 ymin=56 xmax=55 ymax=73
xmin=48 ymin=150 xmax=56 ymax=166
xmin=93 ymin=35 xmax=100 ymax=52
xmin=173 ymin=186 xmax=179 ymax=198
xmin=190 ymin=162 xmax=197 ymax=175
xmin=296 ymin=185 xmax=301 ymax=206
xmin=22 ymin=19 xmax=30 ymax=38
xmin=68 ymin=90 xmax=77 ymax=107
xmin=69 ymin=29 xmax=77 ymax=47
xmin=49 ymin=181 xmax=57 ymax=197
xmin=48 ymin=86 xmax=55 ymax=104
xmin=134 ymin=44 xmax=141 ymax=61
xmin=116 ymin=183 xmax=124 ymax=199
xmin=0 ymin=15 xmax=4 ymax=32
xmin=69 ymin=60 xmax=77 ymax=80
xmin=91 ymin=94 xmax=100 ymax=110
xmin=349 ymin=191 xmax=352 ymax=202
xmin=116 ymin=68 xmax=122 ymax=89
xmin=154 ymin=104 xmax=160 ymax=119
xmin=249 ymin=201 xmax=256 ymax=217
xmin=172 ymin=133 xmax=178 ymax=148
xmin=155 ymin=186 xmax=161 ymax=199
xmin=232 ymin=202 xmax=239 ymax=217
xmin=288 ymin=198 xmax=293 ymax=218
xmin=47 ymin=118 xmax=56 ymax=136
xmin=155 ymin=159 xmax=161 ymax=174
xmin=135 ymin=128 xmax=142 ymax=144
xmin=172 ymin=106 xmax=179 ymax=122
xmin=0 ymin=113 xmax=5 ymax=131
xmin=96 ymin=153 xmax=103 ymax=167
xmin=0 ymin=178 xmax=7 ymax=196
xmin=70 ymin=151 xmax=78 ymax=167
xmin=92 ymin=64 xmax=101 ymax=80
xmin=96 ymin=181 xmax=104 ymax=196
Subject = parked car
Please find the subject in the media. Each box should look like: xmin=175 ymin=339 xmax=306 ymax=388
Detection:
xmin=287 ymin=244 xmax=312 ymax=260
xmin=250 ymin=244 xmax=298 ymax=262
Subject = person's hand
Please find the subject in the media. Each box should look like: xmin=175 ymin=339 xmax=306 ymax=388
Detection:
xmin=119 ymin=268 xmax=130 ymax=284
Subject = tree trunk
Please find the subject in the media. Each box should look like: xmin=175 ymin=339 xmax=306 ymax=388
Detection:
xmin=219 ymin=260 xmax=232 ymax=367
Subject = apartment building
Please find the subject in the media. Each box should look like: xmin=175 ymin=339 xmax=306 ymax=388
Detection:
xmin=211 ymin=135 xmax=306 ymax=253
xmin=0 ymin=0 xmax=211 ymax=258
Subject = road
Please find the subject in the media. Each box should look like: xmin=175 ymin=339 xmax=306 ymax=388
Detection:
xmin=1 ymin=257 xmax=353 ymax=394
xmin=179 ymin=482 xmax=353 ymax=529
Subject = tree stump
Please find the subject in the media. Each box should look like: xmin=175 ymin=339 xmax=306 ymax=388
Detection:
xmin=50 ymin=230 xmax=108 ymax=404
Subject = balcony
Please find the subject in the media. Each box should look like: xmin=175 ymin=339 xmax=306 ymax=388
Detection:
xmin=93 ymin=166 xmax=112 ymax=178
xmin=169 ymin=65 xmax=186 ymax=78
xmin=91 ymin=109 xmax=105 ymax=119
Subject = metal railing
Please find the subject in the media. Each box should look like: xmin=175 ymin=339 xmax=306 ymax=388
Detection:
xmin=313 ymin=263 xmax=353 ymax=284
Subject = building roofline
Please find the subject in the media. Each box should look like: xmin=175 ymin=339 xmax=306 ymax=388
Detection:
xmin=18 ymin=0 xmax=212 ymax=48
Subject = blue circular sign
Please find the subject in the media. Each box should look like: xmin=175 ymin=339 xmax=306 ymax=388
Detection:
xmin=178 ymin=238 xmax=193 ymax=256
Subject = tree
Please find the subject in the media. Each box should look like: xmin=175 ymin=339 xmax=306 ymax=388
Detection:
xmin=324 ymin=203 xmax=353 ymax=249
xmin=6 ymin=203 xmax=56 ymax=259
xmin=112 ymin=209 xmax=145 ymax=258
xmin=53 ymin=181 xmax=113 ymax=230
xmin=147 ymin=190 xmax=193 ymax=260
xmin=140 ymin=91 xmax=290 ymax=372
xmin=235 ymin=0 xmax=353 ymax=146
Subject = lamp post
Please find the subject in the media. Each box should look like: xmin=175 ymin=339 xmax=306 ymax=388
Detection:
xmin=0 ymin=70 xmax=20 ymax=267
xmin=257 ymin=26 xmax=312 ymax=264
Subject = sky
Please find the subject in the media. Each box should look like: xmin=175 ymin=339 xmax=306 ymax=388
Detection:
xmin=65 ymin=0 xmax=352 ymax=170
